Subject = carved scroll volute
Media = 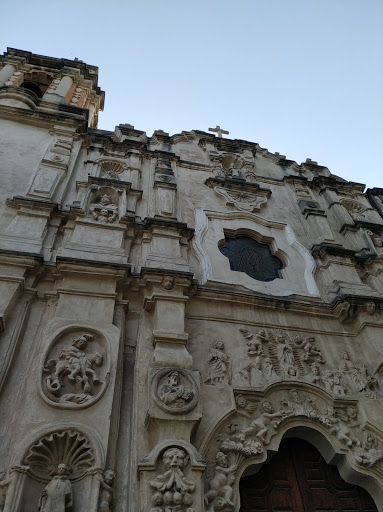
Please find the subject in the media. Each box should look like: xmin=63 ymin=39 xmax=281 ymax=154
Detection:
xmin=139 ymin=441 xmax=206 ymax=512
xmin=40 ymin=330 xmax=110 ymax=409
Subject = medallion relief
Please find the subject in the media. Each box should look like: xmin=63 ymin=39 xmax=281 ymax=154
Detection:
xmin=41 ymin=330 xmax=109 ymax=408
xmin=152 ymin=369 xmax=198 ymax=414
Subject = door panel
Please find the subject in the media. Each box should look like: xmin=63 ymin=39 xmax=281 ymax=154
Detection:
xmin=239 ymin=438 xmax=377 ymax=512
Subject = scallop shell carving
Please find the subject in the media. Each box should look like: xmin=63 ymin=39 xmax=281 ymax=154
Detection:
xmin=100 ymin=160 xmax=126 ymax=179
xmin=24 ymin=430 xmax=95 ymax=481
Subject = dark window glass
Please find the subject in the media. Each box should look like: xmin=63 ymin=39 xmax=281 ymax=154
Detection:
xmin=219 ymin=236 xmax=283 ymax=282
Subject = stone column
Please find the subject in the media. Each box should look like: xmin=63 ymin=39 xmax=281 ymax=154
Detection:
xmin=0 ymin=64 xmax=15 ymax=86
xmin=42 ymin=75 xmax=73 ymax=104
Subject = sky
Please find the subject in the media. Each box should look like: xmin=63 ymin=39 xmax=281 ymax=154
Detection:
xmin=1 ymin=0 xmax=382 ymax=189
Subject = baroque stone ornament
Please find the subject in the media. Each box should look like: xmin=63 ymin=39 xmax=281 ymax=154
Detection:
xmin=214 ymin=187 xmax=268 ymax=213
xmin=233 ymin=328 xmax=380 ymax=398
xmin=38 ymin=463 xmax=72 ymax=512
xmin=98 ymin=470 xmax=115 ymax=512
xmin=24 ymin=430 xmax=95 ymax=481
xmin=149 ymin=447 xmax=196 ymax=512
xmin=152 ymin=369 xmax=198 ymax=414
xmin=42 ymin=331 xmax=108 ymax=407
xmin=89 ymin=193 xmax=118 ymax=223
xmin=205 ymin=387 xmax=383 ymax=512
xmin=204 ymin=341 xmax=230 ymax=386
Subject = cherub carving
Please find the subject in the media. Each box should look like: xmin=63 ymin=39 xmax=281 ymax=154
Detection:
xmin=322 ymin=370 xmax=347 ymax=396
xmin=99 ymin=470 xmax=115 ymax=512
xmin=204 ymin=452 xmax=238 ymax=512
xmin=281 ymin=388 xmax=318 ymax=419
xmin=90 ymin=193 xmax=118 ymax=223
xmin=318 ymin=406 xmax=359 ymax=447
xmin=293 ymin=335 xmax=325 ymax=364
xmin=239 ymin=328 xmax=268 ymax=357
xmin=354 ymin=433 xmax=383 ymax=468
xmin=44 ymin=333 xmax=103 ymax=400
xmin=242 ymin=400 xmax=287 ymax=445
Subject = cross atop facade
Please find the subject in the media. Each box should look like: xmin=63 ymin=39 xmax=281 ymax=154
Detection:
xmin=209 ymin=125 xmax=229 ymax=138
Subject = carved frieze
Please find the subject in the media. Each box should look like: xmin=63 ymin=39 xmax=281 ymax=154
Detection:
xmin=232 ymin=328 xmax=380 ymax=398
xmin=41 ymin=331 xmax=109 ymax=408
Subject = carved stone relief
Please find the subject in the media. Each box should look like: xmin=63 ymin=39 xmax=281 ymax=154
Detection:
xmin=205 ymin=387 xmax=383 ymax=511
xmin=340 ymin=198 xmax=367 ymax=219
xmin=152 ymin=369 xmax=198 ymax=414
xmin=89 ymin=193 xmax=118 ymax=223
xmin=98 ymin=470 xmax=115 ymax=512
xmin=42 ymin=331 xmax=109 ymax=408
xmin=23 ymin=430 xmax=96 ymax=482
xmin=149 ymin=447 xmax=196 ymax=512
xmin=38 ymin=463 xmax=72 ymax=512
xmin=232 ymin=328 xmax=380 ymax=398
xmin=204 ymin=342 xmax=230 ymax=386
xmin=213 ymin=187 xmax=268 ymax=213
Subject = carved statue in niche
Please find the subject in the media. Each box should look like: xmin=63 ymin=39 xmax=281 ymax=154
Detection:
xmin=90 ymin=193 xmax=118 ymax=223
xmin=204 ymin=452 xmax=238 ymax=512
xmin=38 ymin=463 xmax=72 ymax=512
xmin=99 ymin=470 xmax=115 ymax=512
xmin=339 ymin=351 xmax=378 ymax=397
xmin=149 ymin=447 xmax=195 ymax=512
xmin=44 ymin=333 xmax=104 ymax=405
xmin=205 ymin=341 xmax=229 ymax=386
xmin=158 ymin=371 xmax=194 ymax=408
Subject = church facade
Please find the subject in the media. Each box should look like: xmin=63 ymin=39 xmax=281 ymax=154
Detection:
xmin=0 ymin=47 xmax=383 ymax=511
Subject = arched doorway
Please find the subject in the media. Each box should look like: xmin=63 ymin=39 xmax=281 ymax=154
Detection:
xmin=239 ymin=438 xmax=378 ymax=511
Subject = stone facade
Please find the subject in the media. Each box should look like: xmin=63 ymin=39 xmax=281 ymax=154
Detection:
xmin=0 ymin=47 xmax=383 ymax=511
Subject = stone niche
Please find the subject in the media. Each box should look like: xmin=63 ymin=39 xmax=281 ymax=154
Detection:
xmin=193 ymin=208 xmax=319 ymax=298
xmin=3 ymin=426 xmax=105 ymax=512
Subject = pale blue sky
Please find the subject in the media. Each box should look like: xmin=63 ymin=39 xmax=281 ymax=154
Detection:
xmin=1 ymin=0 xmax=382 ymax=188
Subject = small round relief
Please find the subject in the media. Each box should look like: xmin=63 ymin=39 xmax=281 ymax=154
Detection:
xmin=41 ymin=330 xmax=109 ymax=409
xmin=152 ymin=368 xmax=198 ymax=414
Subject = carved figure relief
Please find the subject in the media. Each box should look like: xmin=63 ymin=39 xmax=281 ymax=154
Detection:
xmin=90 ymin=193 xmax=118 ymax=223
xmin=233 ymin=328 xmax=380 ymax=398
xmin=339 ymin=351 xmax=378 ymax=397
xmin=149 ymin=447 xmax=196 ymax=512
xmin=38 ymin=463 xmax=72 ymax=512
xmin=206 ymin=388 xmax=383 ymax=511
xmin=99 ymin=470 xmax=115 ymax=512
xmin=204 ymin=342 xmax=230 ymax=386
xmin=42 ymin=331 xmax=108 ymax=408
xmin=161 ymin=276 xmax=175 ymax=291
xmin=152 ymin=369 xmax=198 ymax=413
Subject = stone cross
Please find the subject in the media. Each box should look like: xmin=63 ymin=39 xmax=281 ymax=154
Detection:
xmin=209 ymin=125 xmax=229 ymax=138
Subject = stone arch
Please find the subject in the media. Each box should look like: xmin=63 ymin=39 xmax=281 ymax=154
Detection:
xmin=201 ymin=383 xmax=383 ymax=512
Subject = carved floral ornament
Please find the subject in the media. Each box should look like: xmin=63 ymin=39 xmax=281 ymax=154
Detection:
xmin=41 ymin=330 xmax=110 ymax=408
xmin=213 ymin=186 xmax=269 ymax=213
xmin=204 ymin=386 xmax=383 ymax=512
xmin=204 ymin=327 xmax=381 ymax=400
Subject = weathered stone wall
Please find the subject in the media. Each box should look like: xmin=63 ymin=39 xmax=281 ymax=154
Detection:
xmin=0 ymin=48 xmax=383 ymax=512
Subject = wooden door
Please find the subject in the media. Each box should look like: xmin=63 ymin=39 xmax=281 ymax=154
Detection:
xmin=239 ymin=438 xmax=378 ymax=512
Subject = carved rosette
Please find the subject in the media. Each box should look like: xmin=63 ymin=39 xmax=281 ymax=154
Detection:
xmin=40 ymin=330 xmax=110 ymax=409
xmin=151 ymin=368 xmax=199 ymax=414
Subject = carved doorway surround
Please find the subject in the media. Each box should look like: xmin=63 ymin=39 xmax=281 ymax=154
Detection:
xmin=239 ymin=438 xmax=378 ymax=512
